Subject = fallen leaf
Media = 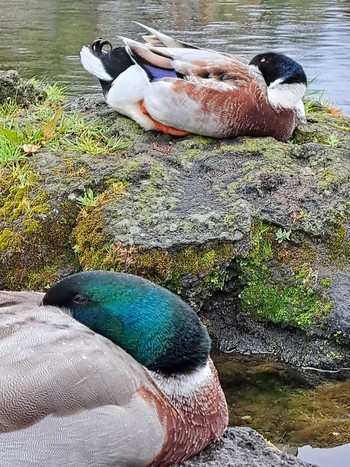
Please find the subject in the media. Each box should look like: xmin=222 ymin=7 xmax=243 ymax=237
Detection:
xmin=22 ymin=143 xmax=41 ymax=154
xmin=42 ymin=107 xmax=63 ymax=141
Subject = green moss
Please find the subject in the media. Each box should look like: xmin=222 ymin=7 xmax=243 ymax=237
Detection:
xmin=317 ymin=168 xmax=340 ymax=191
xmin=166 ymin=243 xmax=234 ymax=295
xmin=326 ymin=222 xmax=350 ymax=270
xmin=117 ymin=159 xmax=145 ymax=181
xmin=331 ymin=330 xmax=346 ymax=345
xmin=293 ymin=105 xmax=350 ymax=146
xmin=74 ymin=236 xmax=234 ymax=296
xmin=233 ymin=137 xmax=285 ymax=155
xmin=110 ymin=246 xmax=173 ymax=283
xmin=237 ymin=222 xmax=331 ymax=329
xmin=177 ymin=136 xmax=214 ymax=164
xmin=73 ymin=196 xmax=235 ymax=295
xmin=0 ymin=165 xmax=49 ymax=252
xmin=228 ymin=136 xmax=292 ymax=162
xmin=240 ymin=277 xmax=323 ymax=328
xmin=320 ymin=277 xmax=331 ymax=288
xmin=21 ymin=264 xmax=65 ymax=291
xmin=0 ymin=163 xmax=78 ymax=289
xmin=72 ymin=202 xmax=113 ymax=270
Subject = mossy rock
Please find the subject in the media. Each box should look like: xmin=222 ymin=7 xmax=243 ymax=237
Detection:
xmin=1 ymin=84 xmax=350 ymax=376
xmin=0 ymin=70 xmax=46 ymax=105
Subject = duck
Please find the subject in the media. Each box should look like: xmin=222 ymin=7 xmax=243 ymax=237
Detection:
xmin=80 ymin=22 xmax=307 ymax=141
xmin=0 ymin=270 xmax=228 ymax=466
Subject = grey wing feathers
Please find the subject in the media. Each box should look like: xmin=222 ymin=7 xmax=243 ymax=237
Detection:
xmin=134 ymin=21 xmax=198 ymax=49
xmin=0 ymin=295 xmax=165 ymax=466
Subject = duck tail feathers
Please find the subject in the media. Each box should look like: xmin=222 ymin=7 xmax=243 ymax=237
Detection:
xmin=80 ymin=40 xmax=133 ymax=82
xmin=133 ymin=21 xmax=199 ymax=49
xmin=122 ymin=37 xmax=178 ymax=80
xmin=80 ymin=42 xmax=113 ymax=81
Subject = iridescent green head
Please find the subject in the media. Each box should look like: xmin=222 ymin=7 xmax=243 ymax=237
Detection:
xmin=43 ymin=271 xmax=210 ymax=375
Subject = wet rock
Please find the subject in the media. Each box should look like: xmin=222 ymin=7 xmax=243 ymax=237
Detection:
xmin=260 ymin=172 xmax=285 ymax=191
xmin=201 ymin=279 xmax=350 ymax=385
xmin=179 ymin=428 xmax=316 ymax=467
xmin=290 ymin=142 xmax=327 ymax=160
xmin=326 ymin=273 xmax=350 ymax=344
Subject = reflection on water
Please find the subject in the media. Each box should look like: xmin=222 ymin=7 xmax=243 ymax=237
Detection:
xmin=0 ymin=0 xmax=349 ymax=114
xmin=214 ymin=354 xmax=350 ymax=467
xmin=298 ymin=443 xmax=350 ymax=467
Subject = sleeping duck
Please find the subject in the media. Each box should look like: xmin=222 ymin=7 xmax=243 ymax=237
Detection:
xmin=0 ymin=270 xmax=228 ymax=466
xmin=80 ymin=23 xmax=307 ymax=141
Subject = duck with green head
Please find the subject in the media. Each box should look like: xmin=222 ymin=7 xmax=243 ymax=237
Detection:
xmin=0 ymin=270 xmax=228 ymax=466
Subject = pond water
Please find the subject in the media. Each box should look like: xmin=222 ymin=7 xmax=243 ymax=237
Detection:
xmin=299 ymin=444 xmax=350 ymax=467
xmin=0 ymin=0 xmax=349 ymax=114
xmin=214 ymin=354 xmax=350 ymax=467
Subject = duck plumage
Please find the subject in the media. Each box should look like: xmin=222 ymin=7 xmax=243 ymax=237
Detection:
xmin=0 ymin=271 xmax=228 ymax=466
xmin=80 ymin=23 xmax=307 ymax=141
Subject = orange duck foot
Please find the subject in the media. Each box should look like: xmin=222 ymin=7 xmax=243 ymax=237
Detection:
xmin=140 ymin=101 xmax=189 ymax=137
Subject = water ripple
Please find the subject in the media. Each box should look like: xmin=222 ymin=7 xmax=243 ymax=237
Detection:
xmin=0 ymin=0 xmax=348 ymax=114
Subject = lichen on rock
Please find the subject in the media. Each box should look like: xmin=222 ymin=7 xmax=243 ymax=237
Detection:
xmin=1 ymin=74 xmax=350 ymax=379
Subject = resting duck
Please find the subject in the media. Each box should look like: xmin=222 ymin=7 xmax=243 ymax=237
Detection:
xmin=80 ymin=23 xmax=307 ymax=141
xmin=0 ymin=270 xmax=228 ymax=466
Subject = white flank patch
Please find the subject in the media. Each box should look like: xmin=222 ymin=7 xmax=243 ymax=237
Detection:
xmin=80 ymin=46 xmax=112 ymax=81
xmin=106 ymin=65 xmax=156 ymax=130
xmin=295 ymin=99 xmax=307 ymax=124
xmin=148 ymin=361 xmax=212 ymax=399
xmin=267 ymin=79 xmax=307 ymax=109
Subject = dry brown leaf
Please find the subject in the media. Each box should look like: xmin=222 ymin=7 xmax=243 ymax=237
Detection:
xmin=42 ymin=107 xmax=63 ymax=141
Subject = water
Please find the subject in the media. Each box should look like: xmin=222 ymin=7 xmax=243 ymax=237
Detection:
xmin=214 ymin=354 xmax=350 ymax=467
xmin=298 ymin=444 xmax=350 ymax=467
xmin=0 ymin=0 xmax=349 ymax=115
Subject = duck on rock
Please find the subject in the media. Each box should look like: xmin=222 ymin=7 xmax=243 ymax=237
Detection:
xmin=80 ymin=22 xmax=307 ymax=141
xmin=0 ymin=270 xmax=228 ymax=466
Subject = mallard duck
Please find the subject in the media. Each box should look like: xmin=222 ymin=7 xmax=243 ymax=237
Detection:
xmin=80 ymin=23 xmax=307 ymax=141
xmin=0 ymin=271 xmax=228 ymax=466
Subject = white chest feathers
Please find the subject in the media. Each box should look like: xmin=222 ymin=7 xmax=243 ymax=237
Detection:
xmin=267 ymin=79 xmax=307 ymax=111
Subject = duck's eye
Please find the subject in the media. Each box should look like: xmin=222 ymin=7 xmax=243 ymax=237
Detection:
xmin=71 ymin=294 xmax=89 ymax=305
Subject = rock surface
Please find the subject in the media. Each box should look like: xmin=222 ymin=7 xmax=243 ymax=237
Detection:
xmin=0 ymin=70 xmax=46 ymax=104
xmin=179 ymin=428 xmax=316 ymax=467
xmin=1 ymin=75 xmax=350 ymax=382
